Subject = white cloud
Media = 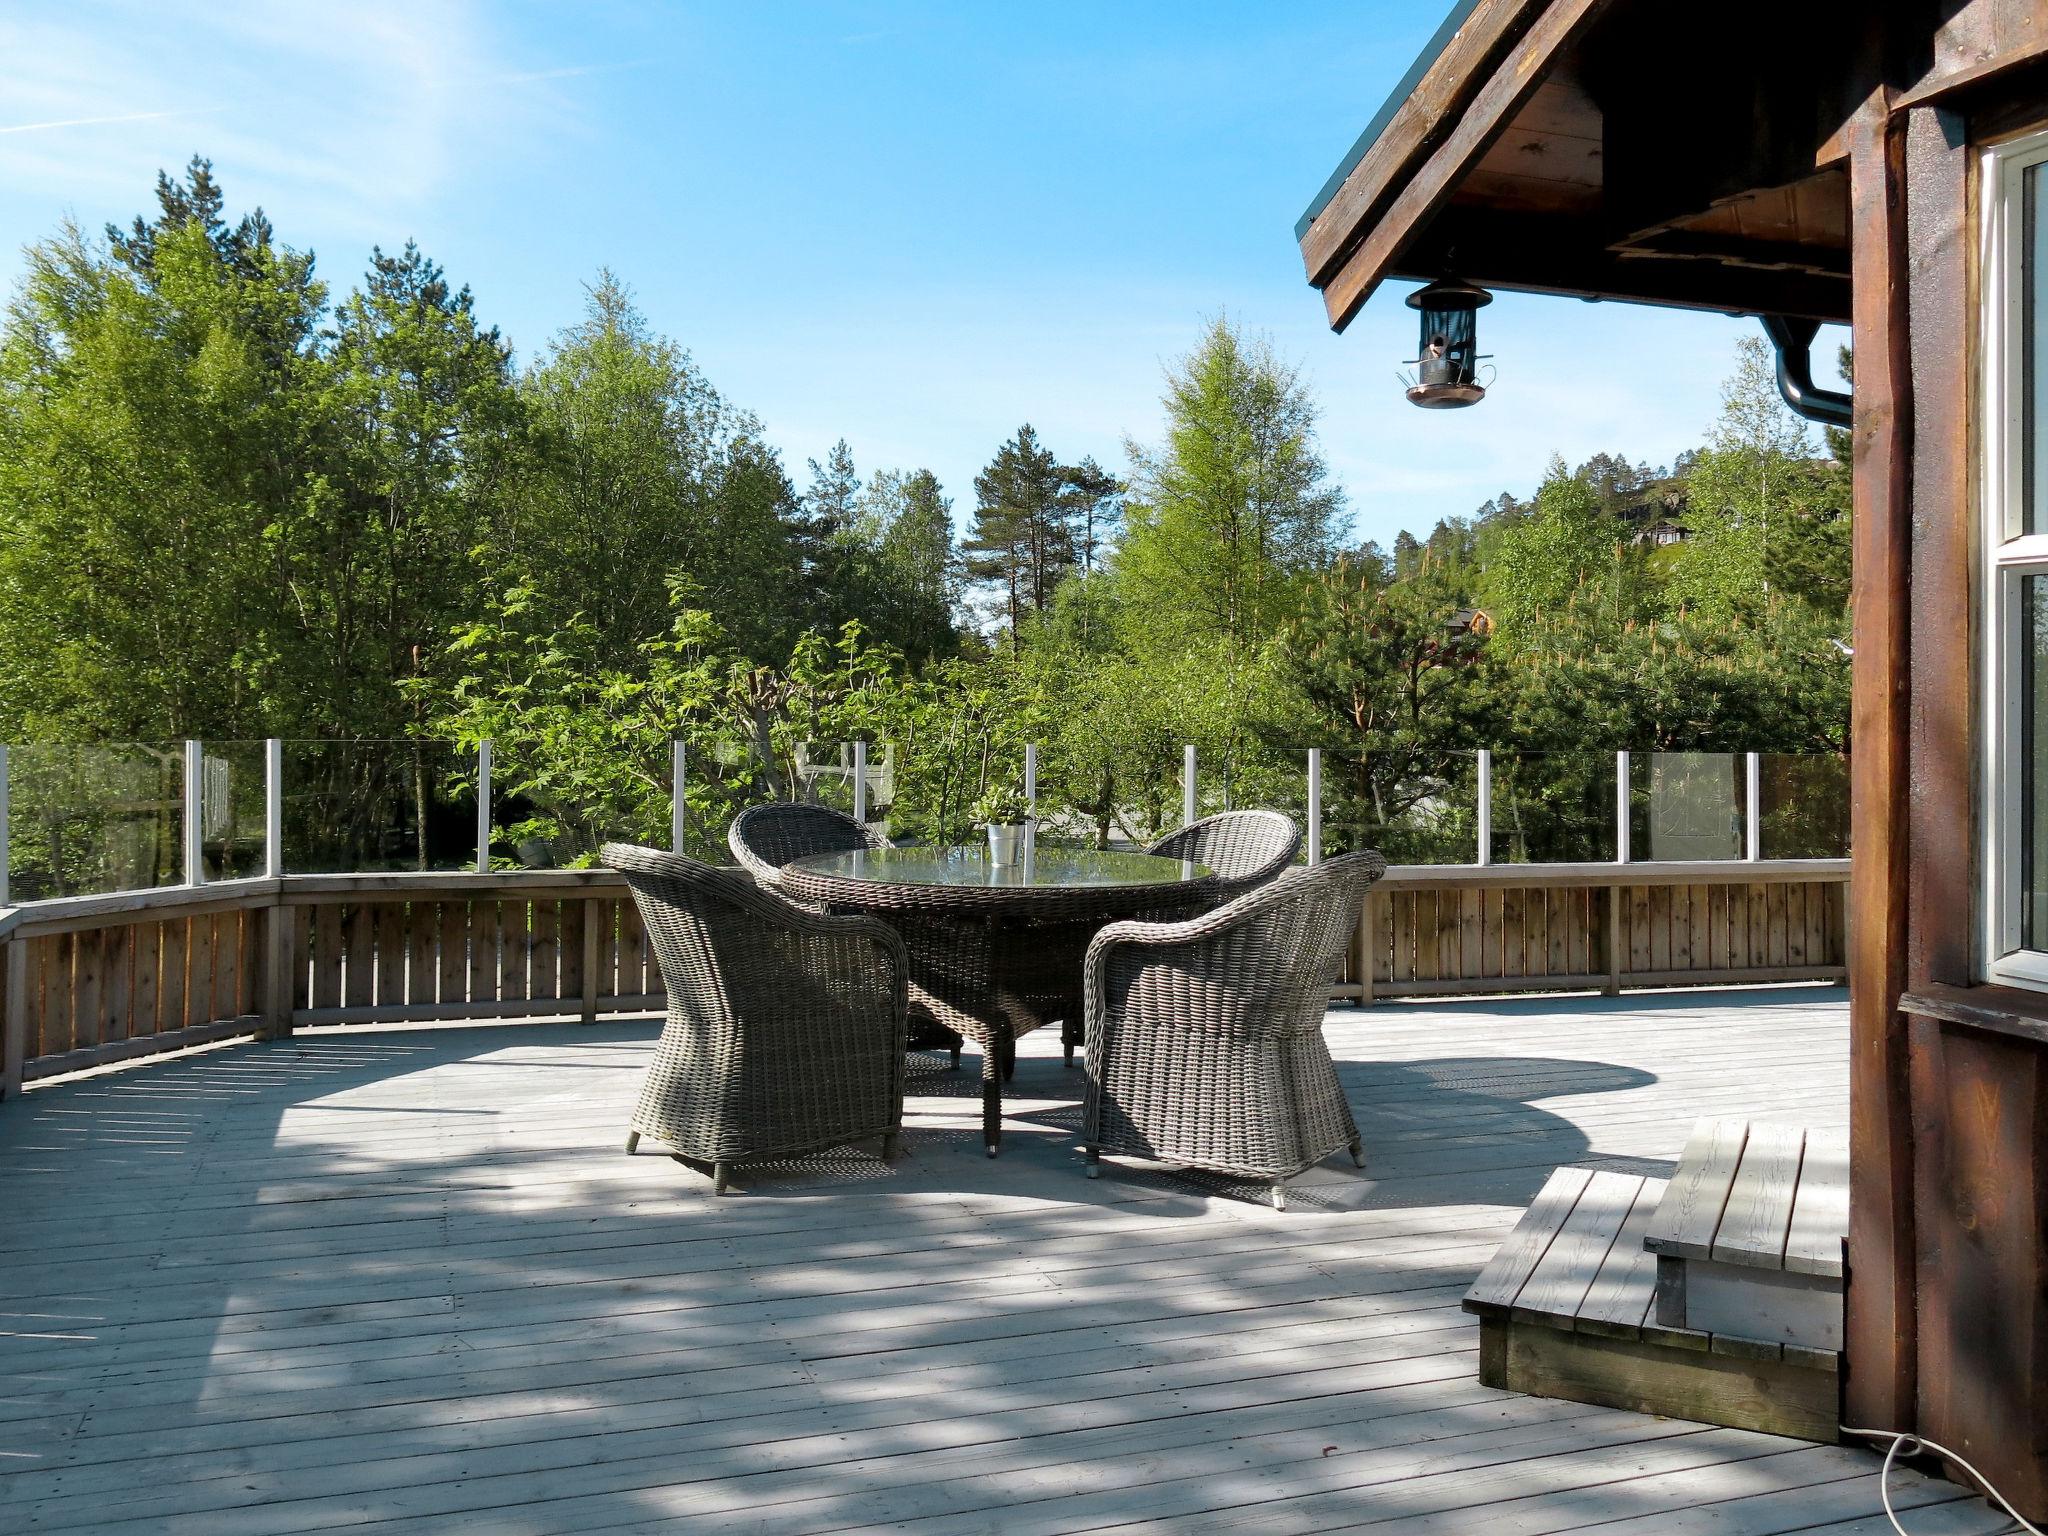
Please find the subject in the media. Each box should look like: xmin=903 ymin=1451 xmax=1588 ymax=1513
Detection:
xmin=0 ymin=0 xmax=600 ymax=244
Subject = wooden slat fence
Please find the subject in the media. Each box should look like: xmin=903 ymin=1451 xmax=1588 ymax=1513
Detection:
xmin=287 ymin=890 xmax=659 ymax=1025
xmin=0 ymin=859 xmax=1850 ymax=1095
xmin=1335 ymin=861 xmax=1849 ymax=1002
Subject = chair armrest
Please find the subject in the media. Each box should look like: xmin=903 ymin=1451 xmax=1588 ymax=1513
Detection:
xmin=1083 ymin=851 xmax=1385 ymax=1050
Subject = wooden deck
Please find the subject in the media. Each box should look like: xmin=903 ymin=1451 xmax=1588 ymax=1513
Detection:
xmin=0 ymin=986 xmax=2002 ymax=1534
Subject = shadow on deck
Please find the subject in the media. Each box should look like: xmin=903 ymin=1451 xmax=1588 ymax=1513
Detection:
xmin=0 ymin=984 xmax=1998 ymax=1534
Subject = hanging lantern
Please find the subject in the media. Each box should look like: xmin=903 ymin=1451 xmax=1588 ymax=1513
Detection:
xmin=1400 ymin=279 xmax=1494 ymax=408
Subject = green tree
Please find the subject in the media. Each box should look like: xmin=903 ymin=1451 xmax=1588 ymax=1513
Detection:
xmin=496 ymin=272 xmax=797 ymax=663
xmin=291 ymin=241 xmax=520 ymax=737
xmin=963 ymin=425 xmax=1071 ymax=641
xmin=0 ymin=175 xmax=322 ymax=737
xmin=1117 ymin=315 xmax=1342 ymax=662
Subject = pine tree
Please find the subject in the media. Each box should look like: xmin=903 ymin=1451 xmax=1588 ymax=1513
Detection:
xmin=963 ymin=425 xmax=1071 ymax=642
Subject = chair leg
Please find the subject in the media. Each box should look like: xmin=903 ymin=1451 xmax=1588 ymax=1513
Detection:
xmin=999 ymin=1035 xmax=1016 ymax=1083
xmin=1271 ymin=1182 xmax=1288 ymax=1212
xmin=1084 ymin=1147 xmax=1100 ymax=1180
xmin=713 ymin=1161 xmax=732 ymax=1195
xmin=624 ymin=1131 xmax=640 ymax=1154
xmin=949 ymin=1040 xmax=963 ymax=1070
xmin=1349 ymin=1140 xmax=1365 ymax=1168
xmin=982 ymin=1049 xmax=1002 ymax=1157
xmin=881 ymin=1131 xmax=899 ymax=1162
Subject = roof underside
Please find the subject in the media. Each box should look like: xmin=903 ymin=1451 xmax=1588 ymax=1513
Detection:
xmin=1298 ymin=0 xmax=1861 ymax=330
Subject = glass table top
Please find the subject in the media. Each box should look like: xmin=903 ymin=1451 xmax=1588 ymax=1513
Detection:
xmin=787 ymin=846 xmax=1210 ymax=889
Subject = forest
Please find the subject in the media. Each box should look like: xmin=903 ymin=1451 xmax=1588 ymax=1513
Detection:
xmin=0 ymin=161 xmax=1852 ymax=885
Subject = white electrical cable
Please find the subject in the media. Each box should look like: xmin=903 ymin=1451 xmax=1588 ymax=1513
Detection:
xmin=1842 ymin=1425 xmax=2047 ymax=1536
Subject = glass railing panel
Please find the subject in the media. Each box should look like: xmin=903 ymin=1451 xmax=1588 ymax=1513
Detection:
xmin=1760 ymin=753 xmax=1849 ymax=859
xmin=281 ymin=740 xmax=476 ymax=874
xmin=7 ymin=743 xmax=185 ymax=900
xmin=792 ymin=741 xmax=859 ymax=816
xmin=481 ymin=740 xmax=669 ymax=871
xmin=200 ymin=740 xmax=269 ymax=880
xmin=1629 ymin=751 xmax=1745 ymax=862
xmin=1230 ymin=746 xmax=1312 ymax=863
xmin=1492 ymin=752 xmax=1619 ymax=864
xmin=681 ymin=738 xmax=764 ymax=862
xmin=1323 ymin=749 xmax=1479 ymax=864
xmin=884 ymin=737 xmax=1032 ymax=856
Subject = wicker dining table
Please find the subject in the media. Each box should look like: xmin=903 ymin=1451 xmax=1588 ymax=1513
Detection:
xmin=781 ymin=846 xmax=1220 ymax=1156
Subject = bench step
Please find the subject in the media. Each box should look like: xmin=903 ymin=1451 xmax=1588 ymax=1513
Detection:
xmin=1464 ymin=1165 xmax=1840 ymax=1442
xmin=1643 ymin=1118 xmax=1846 ymax=1350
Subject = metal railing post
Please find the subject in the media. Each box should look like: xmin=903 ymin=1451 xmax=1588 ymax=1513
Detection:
xmin=1306 ymin=749 xmax=1322 ymax=866
xmin=852 ymin=740 xmax=869 ymax=824
xmin=1745 ymin=751 xmax=1763 ymax=862
xmin=1476 ymin=749 xmax=1493 ymax=867
xmin=184 ymin=740 xmax=204 ymax=885
xmin=1182 ymin=745 xmax=1197 ymax=828
xmin=671 ymin=741 xmax=687 ymax=853
xmin=475 ymin=739 xmax=492 ymax=874
xmin=1616 ymin=750 xmax=1632 ymax=864
xmin=0 ymin=743 xmax=10 ymax=908
xmin=264 ymin=739 xmax=283 ymax=879
xmin=1023 ymin=743 xmax=1038 ymax=860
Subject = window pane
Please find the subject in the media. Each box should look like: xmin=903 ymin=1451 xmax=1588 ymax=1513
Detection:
xmin=2027 ymin=162 xmax=2048 ymax=534
xmin=2023 ymin=577 xmax=2048 ymax=947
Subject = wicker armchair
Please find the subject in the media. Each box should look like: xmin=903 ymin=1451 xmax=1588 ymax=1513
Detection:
xmin=1146 ymin=810 xmax=1303 ymax=901
xmin=727 ymin=802 xmax=961 ymax=1064
xmin=1081 ymin=850 xmax=1386 ymax=1209
xmin=727 ymin=802 xmax=889 ymax=889
xmin=603 ymin=844 xmax=908 ymax=1195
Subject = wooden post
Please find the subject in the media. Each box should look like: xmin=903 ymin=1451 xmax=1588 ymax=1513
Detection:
xmin=1 ymin=938 xmax=26 ymax=1099
xmin=1605 ymin=886 xmax=1624 ymax=996
xmin=580 ymin=896 xmax=600 ymax=1024
xmin=1357 ymin=890 xmax=1376 ymax=1007
xmin=263 ymin=901 xmax=295 ymax=1039
xmin=1844 ymin=98 xmax=1917 ymax=1435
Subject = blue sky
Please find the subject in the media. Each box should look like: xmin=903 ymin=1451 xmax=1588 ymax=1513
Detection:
xmin=0 ymin=1 xmax=1835 ymax=550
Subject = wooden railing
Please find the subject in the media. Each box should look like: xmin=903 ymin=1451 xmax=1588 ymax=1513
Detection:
xmin=0 ymin=857 xmax=1851 ymax=1096
xmin=0 ymin=871 xmax=658 ymax=1094
xmin=1334 ymin=860 xmax=1850 ymax=1003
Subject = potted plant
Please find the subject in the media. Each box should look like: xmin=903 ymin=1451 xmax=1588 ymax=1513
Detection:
xmin=975 ymin=783 xmax=1032 ymax=865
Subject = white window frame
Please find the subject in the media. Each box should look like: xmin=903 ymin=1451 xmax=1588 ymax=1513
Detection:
xmin=1981 ymin=129 xmax=2048 ymax=988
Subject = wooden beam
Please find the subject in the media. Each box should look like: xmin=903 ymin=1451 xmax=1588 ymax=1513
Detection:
xmin=1318 ymin=0 xmax=1615 ymax=330
xmin=1905 ymin=104 xmax=1976 ymax=991
xmin=1298 ymin=0 xmax=1538 ymax=286
xmin=1844 ymin=96 xmax=1917 ymax=1436
xmin=1395 ymin=205 xmax=1853 ymax=322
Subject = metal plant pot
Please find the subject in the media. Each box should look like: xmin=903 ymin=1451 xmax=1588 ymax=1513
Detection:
xmin=987 ymin=824 xmax=1027 ymax=865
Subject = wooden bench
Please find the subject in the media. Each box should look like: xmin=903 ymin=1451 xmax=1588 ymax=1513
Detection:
xmin=1462 ymin=1166 xmax=1840 ymax=1442
xmin=1644 ymin=1118 xmax=1846 ymax=1351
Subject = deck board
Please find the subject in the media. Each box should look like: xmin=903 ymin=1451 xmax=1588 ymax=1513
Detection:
xmin=0 ymin=983 xmax=1956 ymax=1534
